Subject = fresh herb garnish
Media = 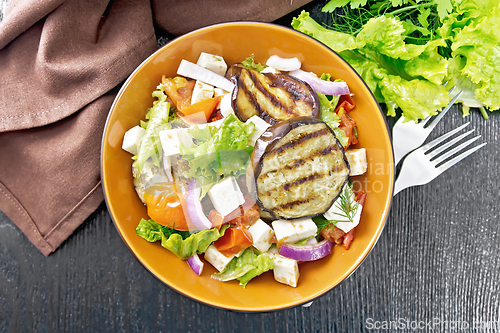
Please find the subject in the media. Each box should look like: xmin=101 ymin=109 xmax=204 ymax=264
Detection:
xmin=240 ymin=54 xmax=266 ymax=72
xmin=313 ymin=183 xmax=359 ymax=232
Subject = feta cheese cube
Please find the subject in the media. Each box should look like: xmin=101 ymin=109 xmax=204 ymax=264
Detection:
xmin=273 ymin=254 xmax=299 ymax=287
xmin=272 ymin=218 xmax=318 ymax=244
xmin=207 ymin=176 xmax=245 ymax=217
xmin=196 ymin=52 xmax=227 ymax=77
xmin=345 ymin=148 xmax=367 ymax=176
xmin=248 ymin=219 xmax=274 ymax=253
xmin=219 ymin=93 xmax=234 ymax=117
xmin=214 ymin=88 xmax=226 ymax=98
xmin=291 ymin=218 xmax=318 ymax=241
xmin=323 ymin=189 xmax=362 ymax=233
xmin=204 ymin=245 xmax=235 ymax=272
xmin=191 ymin=80 xmax=214 ymax=105
xmin=159 ymin=128 xmax=194 ymax=157
xmin=122 ymin=125 xmax=145 ymax=155
xmin=334 ymin=205 xmax=363 ymax=233
xmin=272 ymin=220 xmax=298 ymax=244
xmin=246 ymin=115 xmax=271 ymax=145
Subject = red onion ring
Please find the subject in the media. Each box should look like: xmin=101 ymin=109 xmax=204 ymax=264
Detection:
xmin=186 ymin=178 xmax=212 ymax=231
xmin=279 ymin=240 xmax=333 ymax=261
xmin=187 ymin=253 xmax=204 ymax=275
xmin=289 ymin=69 xmax=350 ymax=96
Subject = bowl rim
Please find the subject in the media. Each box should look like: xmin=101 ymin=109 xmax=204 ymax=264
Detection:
xmin=100 ymin=20 xmax=395 ymax=312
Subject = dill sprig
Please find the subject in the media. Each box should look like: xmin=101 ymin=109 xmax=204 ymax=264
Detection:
xmin=324 ymin=0 xmax=450 ymax=45
xmin=313 ymin=183 xmax=359 ymax=232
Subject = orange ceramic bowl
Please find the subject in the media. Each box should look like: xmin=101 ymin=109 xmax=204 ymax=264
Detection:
xmin=101 ymin=22 xmax=394 ymax=312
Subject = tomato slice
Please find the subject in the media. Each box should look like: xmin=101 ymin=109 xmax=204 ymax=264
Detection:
xmin=213 ymin=224 xmax=253 ymax=257
xmin=143 ymin=191 xmax=189 ymax=231
xmin=179 ymin=96 xmax=220 ymax=123
xmin=337 ymin=107 xmax=358 ymax=148
xmin=161 ymin=76 xmax=195 ymax=111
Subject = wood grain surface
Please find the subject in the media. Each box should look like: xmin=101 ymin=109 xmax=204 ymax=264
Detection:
xmin=1 ymin=1 xmax=499 ymax=332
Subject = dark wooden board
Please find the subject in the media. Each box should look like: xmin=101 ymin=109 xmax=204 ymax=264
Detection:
xmin=1 ymin=1 xmax=499 ymax=332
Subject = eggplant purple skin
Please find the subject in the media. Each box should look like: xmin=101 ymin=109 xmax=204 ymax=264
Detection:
xmin=252 ymin=116 xmax=351 ymax=221
xmin=230 ymin=69 xmax=320 ymax=124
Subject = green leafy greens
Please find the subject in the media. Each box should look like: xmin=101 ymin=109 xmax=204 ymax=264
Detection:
xmin=317 ymin=92 xmax=349 ymax=147
xmin=181 ymin=114 xmax=255 ymax=197
xmin=240 ymin=54 xmax=266 ymax=72
xmin=211 ymin=247 xmax=274 ymax=288
xmin=136 ymin=87 xmax=171 ymax=172
xmin=136 ymin=219 xmax=229 ymax=260
xmin=293 ymin=0 xmax=500 ymax=120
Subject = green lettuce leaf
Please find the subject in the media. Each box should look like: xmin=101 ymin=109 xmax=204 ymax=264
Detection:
xmin=442 ymin=1 xmax=500 ymax=111
xmin=292 ymin=11 xmax=359 ymax=53
xmin=136 ymin=219 xmax=190 ymax=242
xmin=293 ymin=11 xmax=451 ymax=121
xmin=181 ymin=114 xmax=255 ymax=197
xmin=136 ymin=218 xmax=229 ymax=260
xmin=211 ymin=247 xmax=274 ymax=288
xmin=317 ymin=92 xmax=349 ymax=147
xmin=136 ymin=87 xmax=171 ymax=172
xmin=241 ymin=54 xmax=266 ymax=72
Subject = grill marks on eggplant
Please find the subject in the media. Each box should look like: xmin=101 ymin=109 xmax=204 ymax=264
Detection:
xmin=256 ymin=122 xmax=349 ymax=219
xmin=233 ymin=68 xmax=319 ymax=123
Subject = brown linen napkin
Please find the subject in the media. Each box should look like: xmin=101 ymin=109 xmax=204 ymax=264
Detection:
xmin=0 ymin=0 xmax=312 ymax=256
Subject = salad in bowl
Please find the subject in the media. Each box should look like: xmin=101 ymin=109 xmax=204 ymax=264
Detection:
xmin=101 ymin=22 xmax=393 ymax=311
xmin=121 ymin=52 xmax=369 ymax=288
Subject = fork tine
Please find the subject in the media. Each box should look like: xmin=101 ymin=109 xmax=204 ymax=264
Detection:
xmin=426 ymin=128 xmax=475 ymax=158
xmin=432 ymin=135 xmax=482 ymax=165
xmin=420 ymin=122 xmax=470 ymax=151
xmin=425 ymin=90 xmax=464 ymax=132
xmin=437 ymin=142 xmax=487 ymax=173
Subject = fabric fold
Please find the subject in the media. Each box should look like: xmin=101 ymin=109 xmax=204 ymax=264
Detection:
xmin=0 ymin=0 xmax=312 ymax=255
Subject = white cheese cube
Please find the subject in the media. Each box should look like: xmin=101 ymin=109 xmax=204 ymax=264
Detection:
xmin=261 ymin=66 xmax=280 ymax=74
xmin=273 ymin=254 xmax=299 ymax=287
xmin=323 ymin=189 xmax=362 ymax=233
xmin=246 ymin=115 xmax=271 ymax=145
xmin=272 ymin=220 xmax=299 ymax=244
xmin=122 ymin=125 xmax=146 ymax=155
xmin=191 ymin=80 xmax=214 ymax=105
xmin=214 ymin=88 xmax=226 ymax=98
xmin=197 ymin=52 xmax=228 ymax=77
xmin=207 ymin=176 xmax=246 ymax=217
xmin=159 ymin=128 xmax=194 ymax=157
xmin=204 ymin=245 xmax=235 ymax=272
xmin=272 ymin=218 xmax=318 ymax=244
xmin=345 ymin=148 xmax=367 ymax=176
xmin=219 ymin=93 xmax=235 ymax=117
xmin=333 ymin=204 xmax=363 ymax=233
xmin=247 ymin=219 xmax=274 ymax=253
xmin=291 ymin=218 xmax=318 ymax=241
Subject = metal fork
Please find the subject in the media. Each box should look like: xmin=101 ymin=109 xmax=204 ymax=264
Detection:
xmin=393 ymin=122 xmax=487 ymax=195
xmin=393 ymin=89 xmax=463 ymax=166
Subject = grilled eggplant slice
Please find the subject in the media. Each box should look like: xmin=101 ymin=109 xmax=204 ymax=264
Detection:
xmin=255 ymin=117 xmax=350 ymax=220
xmin=232 ymin=68 xmax=319 ymax=123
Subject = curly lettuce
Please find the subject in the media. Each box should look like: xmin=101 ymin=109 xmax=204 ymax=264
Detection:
xmin=136 ymin=87 xmax=171 ymax=172
xmin=292 ymin=11 xmax=450 ymax=121
xmin=181 ymin=114 xmax=255 ymax=197
xmin=317 ymin=92 xmax=349 ymax=147
xmin=211 ymin=247 xmax=274 ymax=288
xmin=440 ymin=0 xmax=500 ymax=114
xmin=136 ymin=219 xmax=229 ymax=260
